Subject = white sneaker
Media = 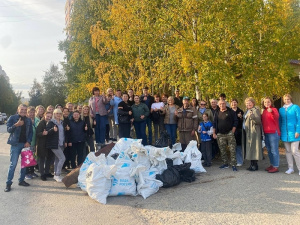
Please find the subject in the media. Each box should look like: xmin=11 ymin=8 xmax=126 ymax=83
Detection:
xmin=54 ymin=175 xmax=62 ymax=182
xmin=285 ymin=168 xmax=294 ymax=174
xmin=236 ymin=164 xmax=242 ymax=167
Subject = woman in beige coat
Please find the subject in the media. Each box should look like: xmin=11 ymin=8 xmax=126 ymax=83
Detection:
xmin=242 ymin=97 xmax=263 ymax=171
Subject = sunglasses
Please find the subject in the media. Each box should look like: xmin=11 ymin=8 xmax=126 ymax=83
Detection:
xmin=200 ymin=104 xmax=206 ymax=106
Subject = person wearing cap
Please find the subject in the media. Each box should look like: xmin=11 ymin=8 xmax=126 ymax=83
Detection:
xmin=140 ymin=87 xmax=154 ymax=145
xmin=176 ymin=96 xmax=198 ymax=150
xmin=174 ymin=89 xmax=183 ymax=108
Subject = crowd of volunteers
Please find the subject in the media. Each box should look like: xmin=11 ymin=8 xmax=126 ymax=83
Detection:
xmin=3 ymin=86 xmax=300 ymax=192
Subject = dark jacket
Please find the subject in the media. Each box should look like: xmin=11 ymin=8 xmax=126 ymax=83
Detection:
xmin=36 ymin=119 xmax=49 ymax=158
xmin=82 ymin=115 xmax=94 ymax=137
xmin=7 ymin=114 xmax=33 ymax=145
xmin=46 ymin=120 xmax=65 ymax=149
xmin=69 ymin=118 xmax=87 ymax=143
xmin=232 ymin=107 xmax=244 ymax=145
xmin=140 ymin=95 xmax=154 ymax=110
xmin=63 ymin=116 xmax=71 ymax=143
xmin=118 ymin=101 xmax=132 ymax=124
xmin=213 ymin=107 xmax=238 ymax=134
xmin=131 ymin=103 xmax=150 ymax=122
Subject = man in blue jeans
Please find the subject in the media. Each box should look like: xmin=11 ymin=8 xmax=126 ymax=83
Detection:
xmin=4 ymin=104 xmax=33 ymax=192
xmin=140 ymin=87 xmax=154 ymax=145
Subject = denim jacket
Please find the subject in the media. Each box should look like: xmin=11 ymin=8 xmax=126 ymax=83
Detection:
xmin=7 ymin=114 xmax=33 ymax=145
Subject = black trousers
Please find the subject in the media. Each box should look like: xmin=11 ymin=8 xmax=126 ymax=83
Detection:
xmin=63 ymin=146 xmax=72 ymax=168
xmin=71 ymin=142 xmax=86 ymax=168
xmin=118 ymin=123 xmax=131 ymax=138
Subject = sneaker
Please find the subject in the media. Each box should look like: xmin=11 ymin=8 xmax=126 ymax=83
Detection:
xmin=219 ymin=164 xmax=229 ymax=169
xmin=54 ymin=175 xmax=62 ymax=182
xmin=18 ymin=181 xmax=30 ymax=186
xmin=31 ymin=173 xmax=39 ymax=178
xmin=4 ymin=184 xmax=11 ymax=192
xmin=232 ymin=166 xmax=238 ymax=172
xmin=285 ymin=168 xmax=294 ymax=174
xmin=25 ymin=174 xmax=33 ymax=180
xmin=265 ymin=165 xmax=274 ymax=171
xmin=268 ymin=167 xmax=279 ymax=173
xmin=236 ymin=164 xmax=242 ymax=167
xmin=45 ymin=173 xmax=54 ymax=178
xmin=40 ymin=175 xmax=47 ymax=181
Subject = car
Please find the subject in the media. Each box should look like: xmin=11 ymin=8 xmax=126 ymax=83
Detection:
xmin=2 ymin=113 xmax=7 ymax=121
xmin=0 ymin=113 xmax=3 ymax=125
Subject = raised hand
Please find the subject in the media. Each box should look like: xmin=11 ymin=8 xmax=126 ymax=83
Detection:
xmin=53 ymin=125 xmax=58 ymax=132
xmin=66 ymin=124 xmax=70 ymax=131
xmin=15 ymin=117 xmax=24 ymax=127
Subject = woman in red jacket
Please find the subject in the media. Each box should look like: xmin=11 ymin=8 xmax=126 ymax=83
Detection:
xmin=261 ymin=97 xmax=280 ymax=173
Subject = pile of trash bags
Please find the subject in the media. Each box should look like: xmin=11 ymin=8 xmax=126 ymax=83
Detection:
xmin=78 ymin=138 xmax=206 ymax=204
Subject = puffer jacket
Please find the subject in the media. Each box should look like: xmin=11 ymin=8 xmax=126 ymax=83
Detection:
xmin=46 ymin=119 xmax=65 ymax=149
xmin=176 ymin=106 xmax=198 ymax=132
xmin=279 ymin=104 xmax=300 ymax=142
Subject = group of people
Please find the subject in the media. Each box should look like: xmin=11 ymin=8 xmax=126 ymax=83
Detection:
xmin=3 ymin=86 xmax=300 ymax=192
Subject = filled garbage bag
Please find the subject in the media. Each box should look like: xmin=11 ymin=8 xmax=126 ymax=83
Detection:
xmin=109 ymin=152 xmax=137 ymax=196
xmin=78 ymin=153 xmax=106 ymax=192
xmin=173 ymin=163 xmax=196 ymax=183
xmin=109 ymin=138 xmax=142 ymax=156
xmin=184 ymin=141 xmax=206 ymax=173
xmin=154 ymin=131 xmax=171 ymax=148
xmin=131 ymin=165 xmax=163 ymax=199
xmin=131 ymin=142 xmax=151 ymax=169
xmin=86 ymin=163 xmax=117 ymax=204
xmin=155 ymin=167 xmax=181 ymax=188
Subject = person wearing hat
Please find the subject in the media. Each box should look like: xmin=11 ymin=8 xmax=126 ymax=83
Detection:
xmin=174 ymin=89 xmax=183 ymax=108
xmin=140 ymin=87 xmax=154 ymax=145
xmin=176 ymin=96 xmax=198 ymax=150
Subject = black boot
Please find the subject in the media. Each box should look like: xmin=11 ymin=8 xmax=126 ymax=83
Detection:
xmin=253 ymin=160 xmax=258 ymax=171
xmin=247 ymin=161 xmax=254 ymax=170
xmin=4 ymin=184 xmax=11 ymax=192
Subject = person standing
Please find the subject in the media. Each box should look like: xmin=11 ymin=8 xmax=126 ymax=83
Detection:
xmin=110 ymin=89 xmax=123 ymax=141
xmin=174 ymin=89 xmax=183 ymax=108
xmin=279 ymin=94 xmax=300 ymax=175
xmin=151 ymin=95 xmax=165 ymax=142
xmin=66 ymin=102 xmax=74 ymax=120
xmin=162 ymin=97 xmax=179 ymax=145
xmin=242 ymin=97 xmax=263 ymax=171
xmin=198 ymin=113 xmax=213 ymax=167
xmin=127 ymin=89 xmax=135 ymax=106
xmin=118 ymin=93 xmax=133 ymax=138
xmin=261 ymin=97 xmax=281 ymax=173
xmin=132 ymin=95 xmax=150 ymax=145
xmin=5 ymin=104 xmax=33 ymax=192
xmin=210 ymin=98 xmax=220 ymax=159
xmin=230 ymin=99 xmax=244 ymax=167
xmin=89 ymin=87 xmax=108 ymax=148
xmin=62 ymin=107 xmax=72 ymax=169
xmin=46 ymin=109 xmax=66 ymax=182
xmin=140 ymin=87 xmax=154 ymax=145
xmin=36 ymin=111 xmax=54 ymax=181
xmin=35 ymin=105 xmax=45 ymax=121
xmin=213 ymin=100 xmax=238 ymax=171
xmin=82 ymin=105 xmax=95 ymax=152
xmin=176 ymin=97 xmax=198 ymax=150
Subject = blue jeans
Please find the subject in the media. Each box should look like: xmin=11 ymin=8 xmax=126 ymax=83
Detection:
xmin=146 ymin=117 xmax=152 ymax=145
xmin=95 ymin=114 xmax=108 ymax=144
xmin=264 ymin=132 xmax=280 ymax=167
xmin=165 ymin=124 xmax=177 ymax=145
xmin=134 ymin=121 xmax=147 ymax=146
xmin=6 ymin=143 xmax=26 ymax=185
xmin=236 ymin=145 xmax=243 ymax=165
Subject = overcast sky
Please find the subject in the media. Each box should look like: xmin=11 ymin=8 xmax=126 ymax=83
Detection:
xmin=0 ymin=0 xmax=66 ymax=98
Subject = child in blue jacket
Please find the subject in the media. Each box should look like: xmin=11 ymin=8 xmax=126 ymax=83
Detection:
xmin=198 ymin=113 xmax=213 ymax=167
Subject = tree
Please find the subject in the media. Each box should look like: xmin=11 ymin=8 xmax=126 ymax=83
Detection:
xmin=28 ymin=79 xmax=43 ymax=107
xmin=42 ymin=64 xmax=67 ymax=107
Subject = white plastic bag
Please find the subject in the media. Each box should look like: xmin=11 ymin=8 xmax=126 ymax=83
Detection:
xmin=171 ymin=151 xmax=186 ymax=165
xmin=86 ymin=163 xmax=117 ymax=204
xmin=184 ymin=140 xmax=206 ymax=173
xmin=148 ymin=147 xmax=168 ymax=174
xmin=109 ymin=138 xmax=142 ymax=156
xmin=171 ymin=143 xmax=182 ymax=152
xmin=131 ymin=142 xmax=151 ymax=169
xmin=109 ymin=152 xmax=137 ymax=196
xmin=131 ymin=165 xmax=163 ymax=199
xmin=78 ymin=153 xmax=106 ymax=192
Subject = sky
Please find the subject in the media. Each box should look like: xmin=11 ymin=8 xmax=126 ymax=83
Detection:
xmin=0 ymin=0 xmax=66 ymax=98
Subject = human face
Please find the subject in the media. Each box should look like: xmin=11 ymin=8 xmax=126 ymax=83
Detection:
xmin=56 ymin=106 xmax=63 ymax=111
xmin=83 ymin=107 xmax=89 ymax=115
xmin=203 ymin=114 xmax=208 ymax=122
xmin=27 ymin=110 xmax=35 ymax=119
xmin=211 ymin=100 xmax=217 ymax=108
xmin=143 ymin=89 xmax=149 ymax=96
xmin=183 ymin=99 xmax=189 ymax=108
xmin=73 ymin=112 xmax=80 ymax=121
xmin=94 ymin=90 xmax=100 ymax=96
xmin=162 ymin=96 xmax=167 ymax=104
xmin=48 ymin=107 xmax=54 ymax=113
xmin=283 ymin=97 xmax=291 ymax=105
xmin=122 ymin=94 xmax=129 ymax=102
xmin=78 ymin=106 xmax=83 ymax=113
xmin=218 ymin=101 xmax=227 ymax=111
xmin=246 ymin=101 xmax=254 ymax=109
xmin=134 ymin=96 xmax=140 ymax=104
xmin=116 ymin=91 xmax=122 ymax=98
xmin=63 ymin=109 xmax=69 ymax=117
xmin=38 ymin=107 xmax=44 ymax=116
xmin=45 ymin=113 xmax=52 ymax=122
xmin=175 ymin=91 xmax=179 ymax=97
xmin=155 ymin=97 xmax=160 ymax=103
xmin=231 ymin=101 xmax=238 ymax=109
xmin=54 ymin=112 xmax=62 ymax=120
xmin=128 ymin=90 xmax=133 ymax=97
xmin=18 ymin=106 xmax=27 ymax=117
xmin=200 ymin=101 xmax=206 ymax=109
xmin=263 ymin=99 xmax=272 ymax=108
xmin=107 ymin=89 xmax=113 ymax=96
xmin=167 ymin=97 xmax=174 ymax=105
xmin=67 ymin=104 xmax=73 ymax=112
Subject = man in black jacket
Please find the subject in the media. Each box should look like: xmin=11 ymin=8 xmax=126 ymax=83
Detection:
xmin=140 ymin=87 xmax=154 ymax=145
xmin=213 ymin=100 xmax=238 ymax=171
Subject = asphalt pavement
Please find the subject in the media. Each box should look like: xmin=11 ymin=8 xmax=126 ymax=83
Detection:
xmin=0 ymin=124 xmax=300 ymax=225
